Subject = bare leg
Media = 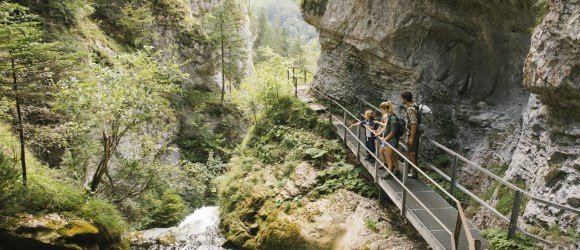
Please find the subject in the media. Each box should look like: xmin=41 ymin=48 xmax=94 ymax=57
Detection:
xmin=386 ymin=146 xmax=394 ymax=173
xmin=391 ymin=150 xmax=400 ymax=172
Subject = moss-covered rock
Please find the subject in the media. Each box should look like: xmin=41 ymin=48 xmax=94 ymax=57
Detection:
xmin=253 ymin=218 xmax=305 ymax=250
xmin=0 ymin=213 xmax=103 ymax=250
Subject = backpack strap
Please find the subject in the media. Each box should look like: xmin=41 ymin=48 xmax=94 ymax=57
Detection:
xmin=415 ymin=104 xmax=422 ymax=125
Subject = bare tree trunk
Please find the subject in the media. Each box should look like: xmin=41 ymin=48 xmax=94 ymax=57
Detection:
xmin=11 ymin=57 xmax=26 ymax=186
xmin=90 ymin=132 xmax=111 ymax=192
xmin=220 ymin=21 xmax=226 ymax=103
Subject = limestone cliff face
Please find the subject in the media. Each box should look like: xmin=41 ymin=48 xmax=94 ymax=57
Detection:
xmin=150 ymin=0 xmax=254 ymax=90
xmin=301 ymin=0 xmax=535 ymax=164
xmin=303 ymin=0 xmax=578 ymax=233
xmin=302 ymin=0 xmax=533 ymax=103
xmin=507 ymin=0 xmax=579 ymax=230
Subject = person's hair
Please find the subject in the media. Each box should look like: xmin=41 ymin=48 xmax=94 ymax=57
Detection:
xmin=379 ymin=101 xmax=395 ymax=114
xmin=364 ymin=110 xmax=375 ymax=120
xmin=401 ymin=92 xmax=413 ymax=102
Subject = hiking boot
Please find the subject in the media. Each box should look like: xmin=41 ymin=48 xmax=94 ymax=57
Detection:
xmin=394 ymin=171 xmax=402 ymax=179
xmin=407 ymin=172 xmax=418 ymax=179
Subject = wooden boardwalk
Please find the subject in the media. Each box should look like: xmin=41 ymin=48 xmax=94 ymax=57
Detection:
xmin=296 ymin=86 xmax=487 ymax=250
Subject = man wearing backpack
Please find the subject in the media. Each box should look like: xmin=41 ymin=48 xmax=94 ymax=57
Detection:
xmin=401 ymin=92 xmax=420 ymax=178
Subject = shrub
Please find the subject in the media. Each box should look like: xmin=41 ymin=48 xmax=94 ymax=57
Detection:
xmin=481 ymin=229 xmax=538 ymax=250
xmin=313 ymin=162 xmax=377 ymax=198
xmin=254 ymin=218 xmax=305 ymax=250
xmin=144 ymin=189 xmax=186 ymax=228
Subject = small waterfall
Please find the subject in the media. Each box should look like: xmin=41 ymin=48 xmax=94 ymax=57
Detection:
xmin=132 ymin=206 xmax=227 ymax=250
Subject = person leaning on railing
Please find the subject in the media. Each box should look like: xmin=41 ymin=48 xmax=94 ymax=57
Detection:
xmin=373 ymin=101 xmax=401 ymax=178
xmin=348 ymin=110 xmax=378 ymax=163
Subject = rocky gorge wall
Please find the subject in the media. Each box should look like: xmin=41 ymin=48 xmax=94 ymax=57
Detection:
xmin=302 ymin=0 xmax=578 ymax=235
xmin=506 ymin=0 xmax=579 ymax=231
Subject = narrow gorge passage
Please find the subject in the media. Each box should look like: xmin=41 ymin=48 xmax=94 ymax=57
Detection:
xmin=0 ymin=0 xmax=578 ymax=250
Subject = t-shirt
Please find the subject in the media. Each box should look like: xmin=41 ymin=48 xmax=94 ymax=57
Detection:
xmin=359 ymin=119 xmax=378 ymax=138
xmin=406 ymin=102 xmax=418 ymax=126
xmin=385 ymin=114 xmax=398 ymax=137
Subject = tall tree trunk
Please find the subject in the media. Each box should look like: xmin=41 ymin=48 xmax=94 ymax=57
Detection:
xmin=11 ymin=57 xmax=26 ymax=186
xmin=220 ymin=21 xmax=225 ymax=103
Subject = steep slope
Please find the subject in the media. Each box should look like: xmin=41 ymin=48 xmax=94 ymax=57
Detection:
xmin=218 ymin=97 xmax=427 ymax=249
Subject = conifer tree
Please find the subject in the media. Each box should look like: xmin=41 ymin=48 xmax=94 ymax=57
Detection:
xmin=0 ymin=3 xmax=74 ymax=186
xmin=205 ymin=0 xmax=247 ymax=102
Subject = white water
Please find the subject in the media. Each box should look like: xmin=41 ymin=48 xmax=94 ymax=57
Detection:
xmin=133 ymin=206 xmax=227 ymax=250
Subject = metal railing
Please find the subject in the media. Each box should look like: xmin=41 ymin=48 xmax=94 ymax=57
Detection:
xmin=287 ymin=67 xmax=312 ymax=98
xmin=304 ymin=86 xmax=479 ymax=250
xmin=356 ymin=97 xmax=580 ymax=247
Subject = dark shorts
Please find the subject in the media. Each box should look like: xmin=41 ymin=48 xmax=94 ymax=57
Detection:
xmin=407 ymin=137 xmax=419 ymax=153
xmin=381 ymin=139 xmax=398 ymax=149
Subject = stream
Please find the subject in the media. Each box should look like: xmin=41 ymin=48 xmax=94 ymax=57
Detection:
xmin=132 ymin=206 xmax=228 ymax=250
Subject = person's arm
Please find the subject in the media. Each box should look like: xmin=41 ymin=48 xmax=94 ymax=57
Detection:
xmin=349 ymin=120 xmax=362 ymax=129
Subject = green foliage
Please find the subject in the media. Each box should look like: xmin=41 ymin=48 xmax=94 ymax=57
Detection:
xmin=251 ymin=0 xmax=320 ymax=69
xmin=144 ymin=189 xmax=186 ymax=228
xmin=481 ymin=229 xmax=539 ymax=250
xmin=488 ymin=162 xmax=509 ymax=176
xmin=0 ymin=2 xmax=80 ymax=181
xmin=180 ymin=154 xmax=226 ymax=209
xmin=0 ymin=148 xmax=127 ymax=246
xmin=0 ymin=151 xmax=19 ymax=206
xmin=253 ymin=218 xmax=305 ymax=250
xmin=205 ymin=0 xmax=247 ymax=99
xmin=532 ymin=0 xmax=549 ymax=27
xmin=55 ymin=47 xmax=187 ymax=190
xmin=365 ymin=219 xmax=379 ymax=233
xmin=313 ymin=162 xmax=377 ymax=198
xmin=178 ymin=101 xmax=230 ymax=163
xmin=118 ymin=3 xmax=156 ymax=47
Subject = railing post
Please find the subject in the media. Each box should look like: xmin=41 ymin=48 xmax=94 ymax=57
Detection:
xmin=401 ymin=159 xmax=409 ymax=216
xmin=294 ymin=76 xmax=298 ymax=98
xmin=508 ymin=190 xmax=523 ymax=239
xmin=356 ymin=98 xmax=362 ymax=161
xmin=448 ymin=155 xmax=458 ymax=204
xmin=303 ymin=69 xmax=307 ymax=85
xmin=356 ymin=127 xmax=361 ymax=161
xmin=343 ymin=110 xmax=347 ymax=145
xmin=374 ymin=143 xmax=378 ymax=183
xmin=328 ymin=99 xmax=332 ymax=124
xmin=287 ymin=68 xmax=289 ymax=81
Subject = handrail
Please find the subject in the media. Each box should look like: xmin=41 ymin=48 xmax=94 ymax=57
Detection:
xmin=428 ymin=139 xmax=580 ymax=215
xmin=359 ymin=98 xmax=579 ymax=213
xmin=286 ymin=80 xmax=484 ymax=249
xmin=425 ymin=162 xmax=553 ymax=246
xmin=357 ymin=96 xmax=575 ymax=246
xmin=383 ymin=136 xmax=478 ymax=249
xmin=305 ymin=88 xmax=478 ymax=249
xmin=324 ymin=106 xmax=459 ymax=249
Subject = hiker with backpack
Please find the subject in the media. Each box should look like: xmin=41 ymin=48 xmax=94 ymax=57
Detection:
xmin=374 ymin=101 xmax=403 ymax=178
xmin=349 ymin=110 xmax=379 ymax=163
xmin=401 ymin=91 xmax=420 ymax=178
